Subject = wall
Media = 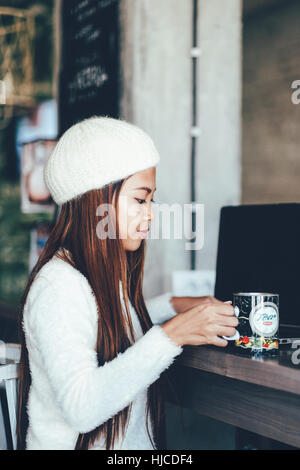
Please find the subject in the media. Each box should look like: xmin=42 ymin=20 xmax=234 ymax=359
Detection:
xmin=242 ymin=0 xmax=300 ymax=203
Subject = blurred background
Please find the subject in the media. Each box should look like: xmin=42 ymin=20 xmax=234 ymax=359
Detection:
xmin=0 ymin=0 xmax=299 ymax=450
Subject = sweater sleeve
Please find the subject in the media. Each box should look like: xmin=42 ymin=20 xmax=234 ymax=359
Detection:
xmin=145 ymin=291 xmax=178 ymax=325
xmin=23 ymin=274 xmax=183 ymax=434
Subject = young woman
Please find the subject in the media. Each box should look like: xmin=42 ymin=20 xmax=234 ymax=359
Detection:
xmin=16 ymin=116 xmax=238 ymax=450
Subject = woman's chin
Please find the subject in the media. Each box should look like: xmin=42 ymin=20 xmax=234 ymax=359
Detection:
xmin=122 ymin=237 xmax=143 ymax=251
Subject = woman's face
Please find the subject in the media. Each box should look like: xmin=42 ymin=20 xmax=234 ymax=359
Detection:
xmin=116 ymin=167 xmax=156 ymax=251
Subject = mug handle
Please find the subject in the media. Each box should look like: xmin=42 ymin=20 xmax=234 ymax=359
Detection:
xmin=222 ymin=306 xmax=240 ymax=341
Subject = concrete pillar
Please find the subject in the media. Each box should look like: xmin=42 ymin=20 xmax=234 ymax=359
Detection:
xmin=195 ymin=0 xmax=242 ymax=271
xmin=120 ymin=0 xmax=193 ymax=298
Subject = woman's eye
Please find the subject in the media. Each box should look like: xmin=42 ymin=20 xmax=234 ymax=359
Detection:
xmin=135 ymin=199 xmax=156 ymax=204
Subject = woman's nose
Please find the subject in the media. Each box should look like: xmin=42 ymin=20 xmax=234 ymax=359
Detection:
xmin=143 ymin=202 xmax=154 ymax=222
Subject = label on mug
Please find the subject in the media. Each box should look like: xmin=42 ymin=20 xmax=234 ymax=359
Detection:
xmin=249 ymin=302 xmax=279 ymax=337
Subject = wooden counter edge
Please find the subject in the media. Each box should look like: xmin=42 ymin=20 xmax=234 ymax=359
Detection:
xmin=176 ymin=344 xmax=300 ymax=397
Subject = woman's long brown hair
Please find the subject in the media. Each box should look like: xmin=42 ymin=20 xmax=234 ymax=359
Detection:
xmin=16 ymin=177 xmax=181 ymax=450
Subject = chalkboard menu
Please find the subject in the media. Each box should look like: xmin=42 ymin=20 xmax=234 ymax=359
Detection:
xmin=59 ymin=0 xmax=120 ymax=136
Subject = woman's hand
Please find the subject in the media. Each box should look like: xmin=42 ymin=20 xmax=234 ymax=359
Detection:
xmin=161 ymin=300 xmax=238 ymax=348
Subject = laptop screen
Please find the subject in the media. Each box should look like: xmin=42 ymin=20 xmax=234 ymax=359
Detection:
xmin=214 ymin=204 xmax=300 ymax=338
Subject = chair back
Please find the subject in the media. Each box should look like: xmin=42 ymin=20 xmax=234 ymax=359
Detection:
xmin=0 ymin=343 xmax=20 ymax=450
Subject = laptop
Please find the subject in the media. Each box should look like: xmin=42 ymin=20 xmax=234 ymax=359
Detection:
xmin=214 ymin=203 xmax=300 ymax=344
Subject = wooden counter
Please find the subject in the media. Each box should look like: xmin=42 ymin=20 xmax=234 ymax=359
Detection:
xmin=166 ymin=344 xmax=300 ymax=448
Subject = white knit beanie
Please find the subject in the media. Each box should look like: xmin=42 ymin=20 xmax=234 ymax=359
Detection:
xmin=44 ymin=116 xmax=160 ymax=205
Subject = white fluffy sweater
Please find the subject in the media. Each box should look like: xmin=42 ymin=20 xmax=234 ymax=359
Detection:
xmin=22 ymin=251 xmax=183 ymax=450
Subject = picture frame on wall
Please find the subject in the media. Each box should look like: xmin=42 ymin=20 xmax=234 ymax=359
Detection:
xmin=29 ymin=222 xmax=53 ymax=272
xmin=20 ymin=138 xmax=56 ymax=214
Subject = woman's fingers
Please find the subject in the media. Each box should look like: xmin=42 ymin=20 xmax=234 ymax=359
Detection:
xmin=212 ymin=336 xmax=228 ymax=347
xmin=211 ymin=304 xmax=235 ymax=316
xmin=216 ymin=312 xmax=239 ymax=327
xmin=216 ymin=326 xmax=237 ymax=338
